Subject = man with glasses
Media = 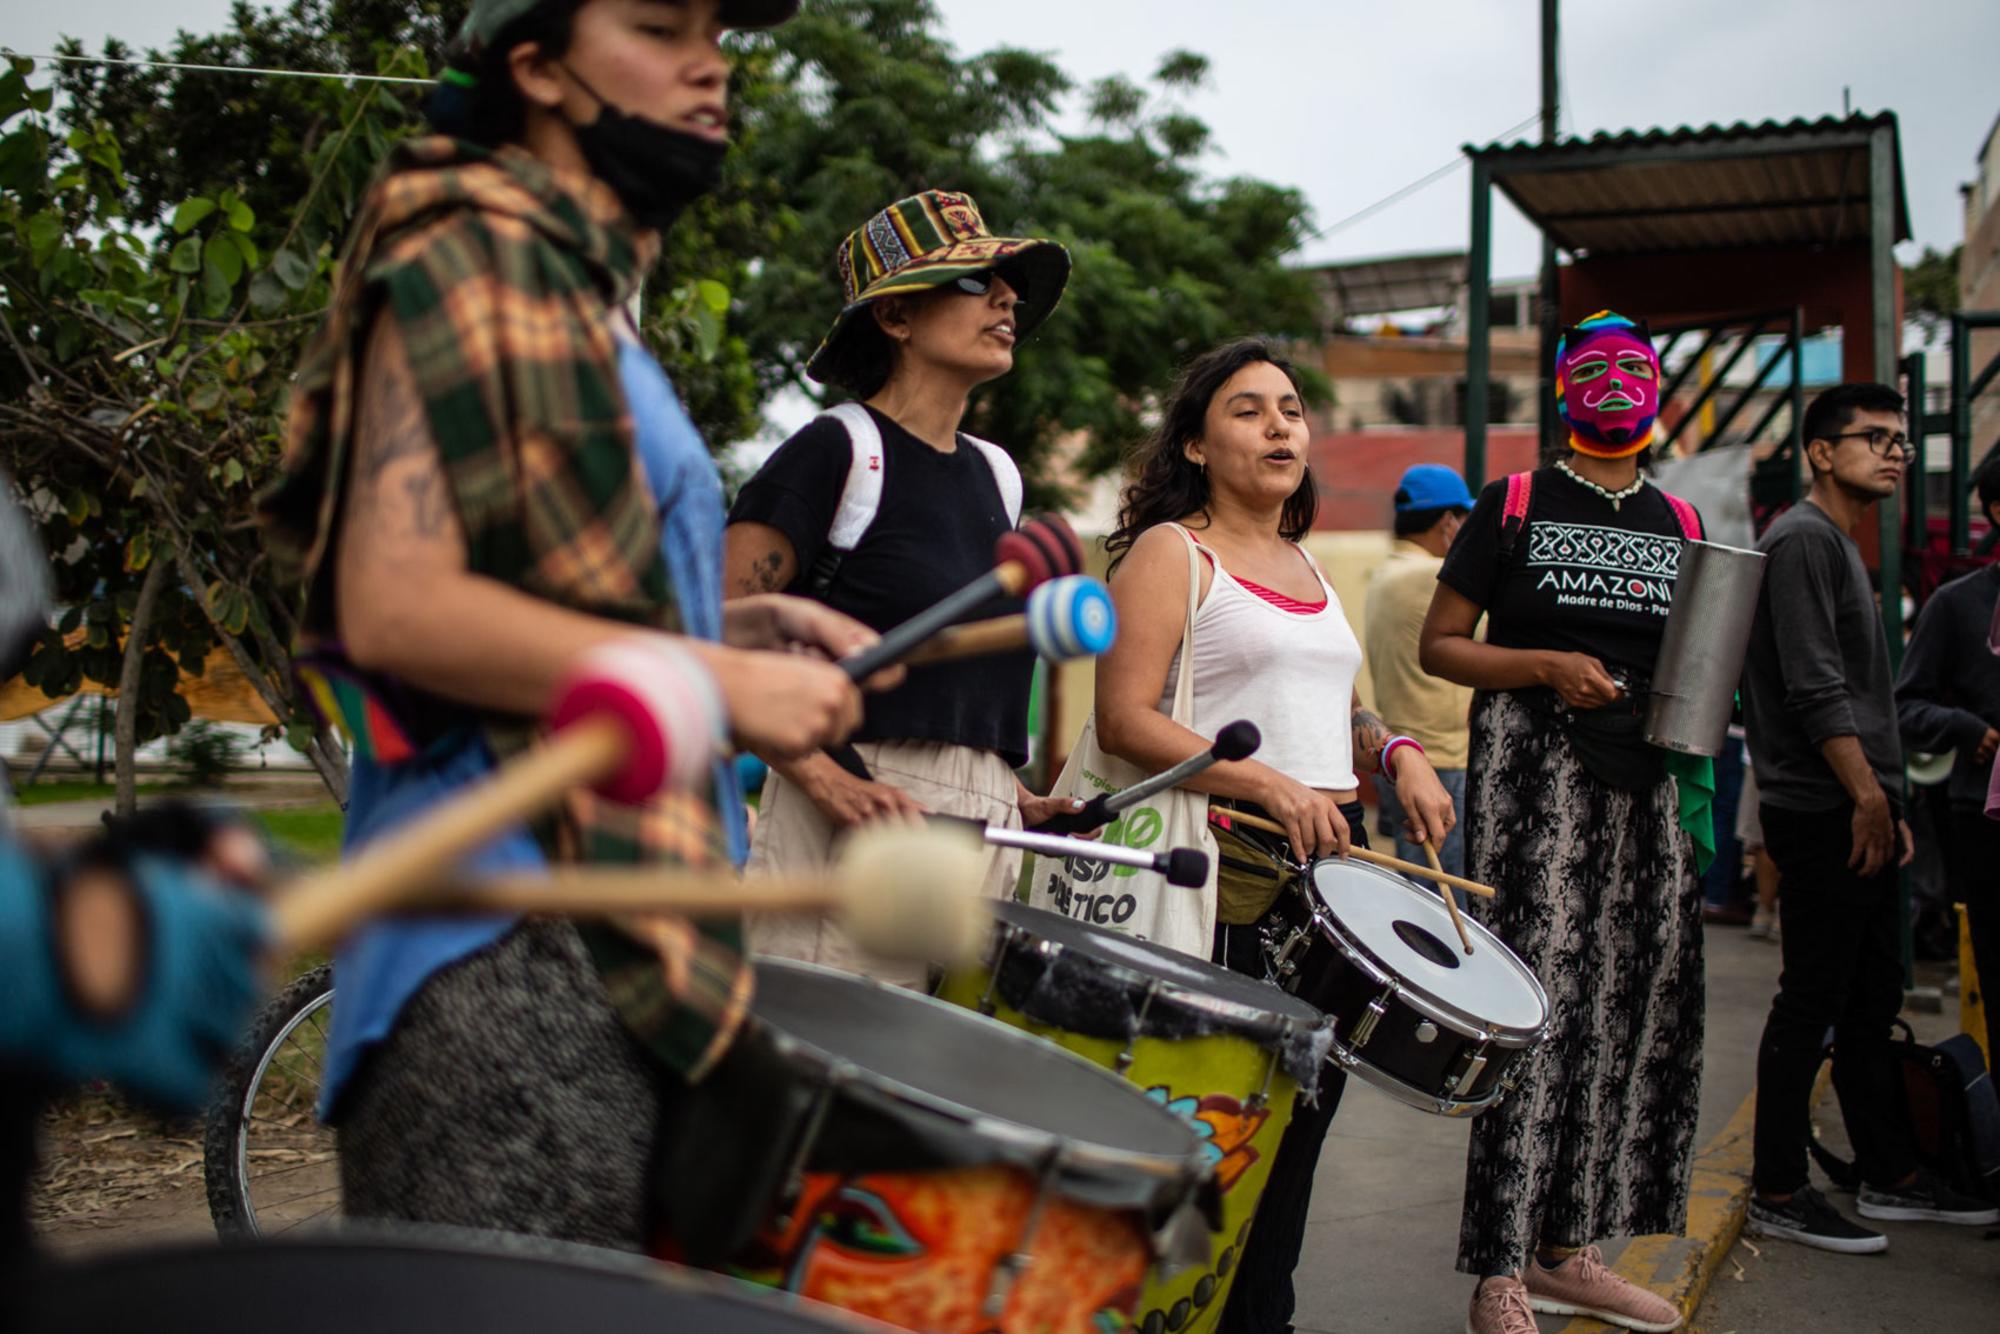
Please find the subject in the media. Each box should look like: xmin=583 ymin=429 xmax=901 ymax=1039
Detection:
xmin=1742 ymin=384 xmax=1999 ymax=1253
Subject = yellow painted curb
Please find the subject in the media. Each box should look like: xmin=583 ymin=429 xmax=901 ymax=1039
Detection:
xmin=1551 ymin=1092 xmax=1756 ymax=1334
xmin=1553 ymin=1068 xmax=1835 ymax=1333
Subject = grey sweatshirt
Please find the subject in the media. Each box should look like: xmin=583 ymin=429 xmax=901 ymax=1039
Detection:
xmin=1894 ymin=564 xmax=2000 ymax=810
xmin=1741 ymin=501 xmax=1904 ymax=810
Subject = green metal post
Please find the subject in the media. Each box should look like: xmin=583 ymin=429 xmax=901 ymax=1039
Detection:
xmin=1902 ymin=350 xmax=1926 ymax=552
xmin=1466 ymin=159 xmax=1493 ymax=492
xmin=1868 ymin=123 xmax=1913 ymax=988
xmin=1951 ymin=311 xmax=1971 ymax=557
xmin=1788 ymin=307 xmax=1805 ymax=500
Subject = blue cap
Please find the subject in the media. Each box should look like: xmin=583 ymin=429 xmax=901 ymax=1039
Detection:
xmin=1394 ymin=464 xmax=1473 ymax=513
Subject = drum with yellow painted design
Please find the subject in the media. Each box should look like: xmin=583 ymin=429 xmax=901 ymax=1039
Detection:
xmin=936 ymin=902 xmax=1331 ymax=1334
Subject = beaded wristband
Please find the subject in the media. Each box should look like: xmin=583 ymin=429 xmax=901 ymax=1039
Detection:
xmin=1380 ymin=735 xmax=1424 ymax=779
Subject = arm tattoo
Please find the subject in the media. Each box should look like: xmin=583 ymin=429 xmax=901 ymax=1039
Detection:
xmin=749 ymin=549 xmax=786 ymax=593
xmin=1351 ymin=707 xmax=1390 ymax=764
xmin=350 ymin=316 xmax=461 ymax=547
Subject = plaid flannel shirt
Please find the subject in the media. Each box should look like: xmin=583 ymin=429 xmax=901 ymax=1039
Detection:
xmin=261 ymin=136 xmax=750 ymax=1080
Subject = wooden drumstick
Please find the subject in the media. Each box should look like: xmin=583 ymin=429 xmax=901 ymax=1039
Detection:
xmin=1424 ymin=840 xmax=1475 ymax=956
xmin=902 ymin=576 xmax=1117 ymax=666
xmin=427 ymin=824 xmax=993 ymax=964
xmin=1207 ymin=807 xmax=1497 ymax=899
xmin=270 ymin=640 xmax=722 ymax=954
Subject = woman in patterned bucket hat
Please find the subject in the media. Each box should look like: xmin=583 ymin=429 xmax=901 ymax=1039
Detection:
xmin=725 ymin=190 xmax=1081 ymax=984
xmin=805 ymin=189 xmax=1072 ymax=395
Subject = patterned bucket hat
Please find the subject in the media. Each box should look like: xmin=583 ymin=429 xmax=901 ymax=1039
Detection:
xmin=805 ymin=189 xmax=1072 ymax=392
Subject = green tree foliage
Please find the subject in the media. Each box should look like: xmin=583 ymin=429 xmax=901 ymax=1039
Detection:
xmin=5 ymin=0 xmax=1322 ymax=786
xmin=1903 ymin=244 xmax=1961 ymax=344
xmin=716 ymin=0 xmax=1322 ymax=494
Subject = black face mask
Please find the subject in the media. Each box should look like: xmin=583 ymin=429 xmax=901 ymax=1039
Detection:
xmin=563 ymin=67 xmax=726 ymax=232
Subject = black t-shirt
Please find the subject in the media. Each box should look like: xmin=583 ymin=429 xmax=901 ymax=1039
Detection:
xmin=729 ymin=408 xmax=1032 ymax=765
xmin=1437 ymin=467 xmax=1702 ymax=680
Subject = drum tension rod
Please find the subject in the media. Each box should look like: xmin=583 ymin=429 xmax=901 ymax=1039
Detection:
xmin=771 ymin=1064 xmax=849 ymax=1231
xmin=984 ymin=1145 xmax=1067 ymax=1320
xmin=1116 ymin=979 xmax=1164 ymax=1074
xmin=1348 ymin=982 xmax=1399 ymax=1050
xmin=977 ymin=929 xmax=1017 ymax=1017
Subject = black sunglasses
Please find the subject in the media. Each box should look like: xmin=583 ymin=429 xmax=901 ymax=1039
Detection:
xmin=950 ymin=269 xmax=1023 ymax=301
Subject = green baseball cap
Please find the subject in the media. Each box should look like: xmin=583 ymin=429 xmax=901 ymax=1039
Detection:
xmin=454 ymin=0 xmax=799 ymax=54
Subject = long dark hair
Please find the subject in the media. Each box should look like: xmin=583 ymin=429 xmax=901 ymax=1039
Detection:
xmin=1106 ymin=339 xmax=1317 ymax=571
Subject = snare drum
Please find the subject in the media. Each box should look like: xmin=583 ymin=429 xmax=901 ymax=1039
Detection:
xmin=935 ymin=901 xmax=1332 ymax=1334
xmin=1267 ymin=858 xmax=1549 ymax=1117
xmin=659 ymin=958 xmax=1217 ymax=1334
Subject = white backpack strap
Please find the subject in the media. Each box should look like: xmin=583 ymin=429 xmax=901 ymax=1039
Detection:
xmin=822 ymin=402 xmax=886 ymax=551
xmin=962 ymin=433 xmax=1023 ymax=525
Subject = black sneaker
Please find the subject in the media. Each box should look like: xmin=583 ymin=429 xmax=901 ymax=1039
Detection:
xmin=1747 ymin=1186 xmax=1889 ymax=1254
xmin=1856 ymin=1168 xmax=2000 ymax=1225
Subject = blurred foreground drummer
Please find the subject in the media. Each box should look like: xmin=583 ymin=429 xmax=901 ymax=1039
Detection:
xmin=1094 ymin=339 xmax=1455 ymax=1334
xmin=725 ymin=190 xmax=1084 ymax=984
xmin=258 ymin=0 xmax=890 ymax=1250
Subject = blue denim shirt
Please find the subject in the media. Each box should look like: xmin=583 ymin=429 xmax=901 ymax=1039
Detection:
xmin=318 ymin=335 xmax=746 ymax=1119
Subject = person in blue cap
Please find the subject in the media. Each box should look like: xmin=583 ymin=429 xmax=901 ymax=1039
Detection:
xmin=1364 ymin=464 xmax=1474 ymax=877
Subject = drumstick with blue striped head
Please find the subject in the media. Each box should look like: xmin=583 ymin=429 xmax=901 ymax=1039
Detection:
xmin=900 ymin=575 xmax=1117 ymax=666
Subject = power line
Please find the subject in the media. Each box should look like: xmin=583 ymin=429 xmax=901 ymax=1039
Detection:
xmin=4 ymin=50 xmax=437 ymax=87
xmin=1312 ymin=111 xmax=1543 ymax=241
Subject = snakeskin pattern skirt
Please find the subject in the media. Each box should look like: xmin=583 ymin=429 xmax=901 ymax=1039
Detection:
xmin=1455 ymin=689 xmax=1705 ymax=1276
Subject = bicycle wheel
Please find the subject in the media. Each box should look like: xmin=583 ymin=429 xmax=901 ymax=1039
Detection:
xmin=203 ymin=963 xmax=340 ymax=1238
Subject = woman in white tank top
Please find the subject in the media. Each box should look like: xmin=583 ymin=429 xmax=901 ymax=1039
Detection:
xmin=1094 ymin=339 xmax=1457 ymax=1334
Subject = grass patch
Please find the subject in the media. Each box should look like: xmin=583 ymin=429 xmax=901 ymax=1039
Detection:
xmin=10 ymin=780 xmax=171 ymax=807
xmin=258 ymin=805 xmax=345 ymax=865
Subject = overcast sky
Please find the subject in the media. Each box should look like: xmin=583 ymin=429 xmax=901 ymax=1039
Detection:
xmin=7 ymin=0 xmax=1995 ymax=280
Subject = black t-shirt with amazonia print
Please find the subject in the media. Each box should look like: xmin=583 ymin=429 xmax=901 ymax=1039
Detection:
xmin=1437 ymin=467 xmax=1703 ymax=681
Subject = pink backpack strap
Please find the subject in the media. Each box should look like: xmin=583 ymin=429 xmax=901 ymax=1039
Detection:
xmin=1661 ymin=490 xmax=1703 ymax=542
xmin=1497 ymin=471 xmax=1534 ymax=562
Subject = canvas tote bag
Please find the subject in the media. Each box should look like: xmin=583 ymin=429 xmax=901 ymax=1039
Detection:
xmin=1028 ymin=525 xmax=1218 ymax=955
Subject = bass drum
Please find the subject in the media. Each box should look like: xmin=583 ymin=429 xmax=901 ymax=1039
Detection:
xmin=1268 ymin=857 xmax=1549 ymax=1117
xmin=935 ymin=900 xmax=1332 ymax=1334
xmin=659 ymin=958 xmax=1219 ymax=1334
xmin=14 ymin=1232 xmax=883 ymax=1333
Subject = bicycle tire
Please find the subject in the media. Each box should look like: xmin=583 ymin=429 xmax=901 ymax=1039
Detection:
xmin=202 ymin=963 xmax=338 ymax=1238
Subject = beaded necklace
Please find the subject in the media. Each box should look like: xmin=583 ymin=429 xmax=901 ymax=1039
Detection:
xmin=1556 ymin=458 xmax=1646 ymax=512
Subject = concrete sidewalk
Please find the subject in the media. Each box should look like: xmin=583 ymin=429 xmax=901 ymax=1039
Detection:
xmin=1287 ymin=926 xmax=1792 ymax=1332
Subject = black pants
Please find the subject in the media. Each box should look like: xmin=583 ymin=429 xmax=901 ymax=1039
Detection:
xmin=1208 ymin=802 xmax=1360 ymax=1334
xmin=1948 ymin=807 xmax=2000 ymax=1061
xmin=1751 ymin=801 xmax=1917 ymax=1196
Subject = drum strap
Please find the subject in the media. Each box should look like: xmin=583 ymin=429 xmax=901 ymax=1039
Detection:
xmin=1498 ymin=470 xmax=1702 ymax=563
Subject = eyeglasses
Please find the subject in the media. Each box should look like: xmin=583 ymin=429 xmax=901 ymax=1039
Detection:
xmin=1827 ymin=427 xmax=1914 ymax=459
xmin=951 ymin=269 xmax=1016 ymax=299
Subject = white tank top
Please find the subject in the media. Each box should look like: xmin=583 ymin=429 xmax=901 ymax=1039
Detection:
xmin=1160 ymin=529 xmax=1363 ymax=791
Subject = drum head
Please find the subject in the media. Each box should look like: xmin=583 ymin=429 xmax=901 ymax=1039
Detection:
xmin=753 ymin=959 xmax=1201 ymax=1167
xmin=985 ymin=900 xmax=1325 ymax=1039
xmin=1306 ymin=860 xmax=1546 ymax=1034
xmin=14 ymin=1233 xmax=876 ymax=1333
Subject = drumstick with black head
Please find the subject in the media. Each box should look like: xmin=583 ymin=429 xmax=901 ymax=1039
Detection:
xmin=1207 ymin=807 xmax=1496 ymax=899
xmin=928 ymin=814 xmax=1211 ymax=889
xmin=1033 ymin=720 xmax=1261 ymax=835
xmin=1423 ymin=840 xmax=1475 ymax=955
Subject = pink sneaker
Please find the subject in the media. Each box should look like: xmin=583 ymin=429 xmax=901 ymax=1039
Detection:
xmin=1522 ymin=1246 xmax=1681 ymax=1331
xmin=1465 ymin=1275 xmax=1538 ymax=1334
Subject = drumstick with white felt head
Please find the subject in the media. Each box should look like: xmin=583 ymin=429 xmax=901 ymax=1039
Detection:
xmin=420 ymin=823 xmax=992 ymax=964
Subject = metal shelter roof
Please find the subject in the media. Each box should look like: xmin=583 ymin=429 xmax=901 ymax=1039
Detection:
xmin=1466 ymin=112 xmax=1911 ymax=257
